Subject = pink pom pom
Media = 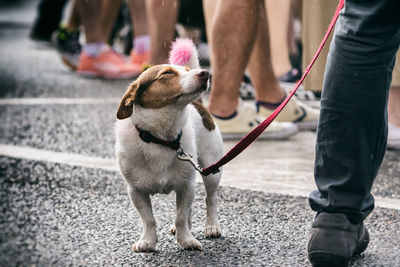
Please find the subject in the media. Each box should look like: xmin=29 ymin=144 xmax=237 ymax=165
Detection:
xmin=169 ymin=38 xmax=195 ymax=66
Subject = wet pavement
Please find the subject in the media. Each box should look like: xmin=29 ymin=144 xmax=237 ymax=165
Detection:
xmin=1 ymin=1 xmax=399 ymax=266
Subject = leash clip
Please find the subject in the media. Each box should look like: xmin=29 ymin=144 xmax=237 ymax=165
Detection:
xmin=176 ymin=146 xmax=204 ymax=173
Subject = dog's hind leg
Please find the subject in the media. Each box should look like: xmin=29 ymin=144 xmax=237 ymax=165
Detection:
xmin=201 ymin=171 xmax=222 ymax=238
xmin=197 ymin=130 xmax=223 ymax=238
xmin=128 ymin=187 xmax=158 ymax=252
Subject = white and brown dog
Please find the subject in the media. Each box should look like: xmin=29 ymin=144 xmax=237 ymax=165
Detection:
xmin=115 ymin=39 xmax=223 ymax=252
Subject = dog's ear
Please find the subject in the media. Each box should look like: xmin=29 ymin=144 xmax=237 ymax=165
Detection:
xmin=116 ymin=82 xmax=139 ymax=120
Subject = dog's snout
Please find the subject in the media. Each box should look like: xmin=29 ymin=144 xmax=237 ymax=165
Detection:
xmin=196 ymin=70 xmax=209 ymax=80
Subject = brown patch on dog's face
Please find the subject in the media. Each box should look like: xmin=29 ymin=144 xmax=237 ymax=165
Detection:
xmin=192 ymin=100 xmax=215 ymax=131
xmin=116 ymin=65 xmax=185 ymax=119
xmin=135 ymin=65 xmax=184 ymax=108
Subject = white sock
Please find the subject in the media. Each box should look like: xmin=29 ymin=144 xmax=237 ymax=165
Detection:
xmin=133 ymin=35 xmax=150 ymax=54
xmin=83 ymin=42 xmax=105 ymax=57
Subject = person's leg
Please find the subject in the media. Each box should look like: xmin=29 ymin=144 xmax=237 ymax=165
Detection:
xmin=252 ymin=0 xmax=319 ymax=131
xmin=77 ymin=0 xmax=104 ymax=44
xmin=202 ymin=0 xmax=218 ymax=68
xmin=204 ymin=0 xmax=286 ymax=105
xmin=64 ymin=0 xmax=80 ymax=31
xmin=279 ymin=0 xmax=302 ymax=83
xmin=247 ymin=1 xmax=284 ymax=104
xmin=30 ymin=0 xmax=68 ymax=41
xmin=76 ymin=0 xmax=140 ymax=79
xmin=55 ymin=0 xmax=120 ymax=70
xmin=208 ymin=0 xmax=259 ymax=117
xmin=388 ymin=86 xmax=400 ymax=126
xmin=308 ymin=0 xmax=400 ymax=264
xmin=101 ymin=0 xmax=122 ymax=42
xmin=129 ymin=0 xmax=147 ymax=37
xmin=205 ymin=0 xmax=298 ymax=140
xmin=129 ymin=0 xmax=150 ymax=66
xmin=55 ymin=0 xmax=80 ymax=35
xmin=310 ymin=0 xmax=400 ymax=223
xmin=146 ymin=0 xmax=179 ymax=64
xmin=287 ymin=0 xmax=299 ymax=57
xmin=53 ymin=0 xmax=82 ymax=70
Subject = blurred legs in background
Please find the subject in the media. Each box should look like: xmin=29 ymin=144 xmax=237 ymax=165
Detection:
xmin=146 ymin=0 xmax=179 ymax=64
xmin=76 ymin=0 xmax=140 ymax=79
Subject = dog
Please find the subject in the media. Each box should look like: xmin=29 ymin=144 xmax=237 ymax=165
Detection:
xmin=115 ymin=39 xmax=223 ymax=252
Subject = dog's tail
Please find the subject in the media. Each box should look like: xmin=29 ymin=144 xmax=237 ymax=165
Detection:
xmin=169 ymin=38 xmax=200 ymax=69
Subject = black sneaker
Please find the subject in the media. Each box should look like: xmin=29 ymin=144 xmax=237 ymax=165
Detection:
xmin=239 ymin=74 xmax=255 ymax=100
xmin=53 ymin=27 xmax=82 ymax=70
xmin=308 ymin=213 xmax=370 ymax=267
xmin=279 ymin=67 xmax=301 ymax=83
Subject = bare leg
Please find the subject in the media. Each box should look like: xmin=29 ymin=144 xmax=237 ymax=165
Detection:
xmin=101 ymin=0 xmax=122 ymax=42
xmin=77 ymin=0 xmax=104 ymax=43
xmin=76 ymin=0 xmax=139 ymax=79
xmin=247 ymin=1 xmax=284 ymax=103
xmin=202 ymin=0 xmax=218 ymax=65
xmin=388 ymin=86 xmax=400 ymax=126
xmin=146 ymin=0 xmax=179 ymax=64
xmin=129 ymin=187 xmax=158 ymax=252
xmin=65 ymin=0 xmax=81 ymax=31
xmin=129 ymin=0 xmax=147 ymax=37
xmin=208 ymin=0 xmax=259 ymax=117
xmin=287 ymin=0 xmax=298 ymax=56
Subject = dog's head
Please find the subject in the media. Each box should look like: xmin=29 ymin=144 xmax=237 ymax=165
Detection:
xmin=116 ymin=65 xmax=209 ymax=120
xmin=117 ymin=38 xmax=209 ymax=120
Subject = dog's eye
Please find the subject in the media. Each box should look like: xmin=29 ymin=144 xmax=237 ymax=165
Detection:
xmin=161 ymin=70 xmax=175 ymax=76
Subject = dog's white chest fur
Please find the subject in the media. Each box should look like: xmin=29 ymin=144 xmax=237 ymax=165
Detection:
xmin=116 ymin=104 xmax=203 ymax=194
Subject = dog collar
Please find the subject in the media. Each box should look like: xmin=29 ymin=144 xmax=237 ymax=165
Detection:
xmin=135 ymin=125 xmax=182 ymax=150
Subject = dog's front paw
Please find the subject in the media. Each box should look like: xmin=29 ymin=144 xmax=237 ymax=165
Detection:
xmin=132 ymin=240 xmax=156 ymax=252
xmin=177 ymin=236 xmax=203 ymax=250
xmin=205 ymin=225 xmax=221 ymax=238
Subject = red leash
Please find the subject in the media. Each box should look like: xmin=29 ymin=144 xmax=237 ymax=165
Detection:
xmin=201 ymin=0 xmax=345 ymax=176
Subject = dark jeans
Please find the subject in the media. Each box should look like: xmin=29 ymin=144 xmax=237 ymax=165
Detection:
xmin=309 ymin=0 xmax=400 ymax=224
xmin=30 ymin=0 xmax=68 ymax=40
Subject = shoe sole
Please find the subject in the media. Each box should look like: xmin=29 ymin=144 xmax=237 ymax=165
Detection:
xmin=61 ymin=56 xmax=77 ymax=71
xmin=309 ymin=252 xmax=348 ymax=267
xmin=221 ymin=124 xmax=298 ymax=141
xmin=296 ymin=120 xmax=318 ymax=131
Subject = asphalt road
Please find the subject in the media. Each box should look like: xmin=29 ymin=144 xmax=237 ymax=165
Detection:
xmin=1 ymin=1 xmax=399 ymax=266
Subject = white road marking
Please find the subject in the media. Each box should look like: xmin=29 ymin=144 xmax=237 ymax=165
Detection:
xmin=0 ymin=98 xmax=120 ymax=105
xmin=1 ymin=143 xmax=399 ymax=211
xmin=0 ymin=144 xmax=118 ymax=172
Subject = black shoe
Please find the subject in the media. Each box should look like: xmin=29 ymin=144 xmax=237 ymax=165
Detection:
xmin=308 ymin=213 xmax=369 ymax=267
xmin=279 ymin=67 xmax=301 ymax=83
xmin=53 ymin=27 xmax=82 ymax=70
xmin=239 ymin=74 xmax=255 ymax=100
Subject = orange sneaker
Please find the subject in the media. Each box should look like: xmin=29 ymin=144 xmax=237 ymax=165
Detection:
xmin=130 ymin=50 xmax=149 ymax=69
xmin=77 ymin=48 xmax=141 ymax=79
